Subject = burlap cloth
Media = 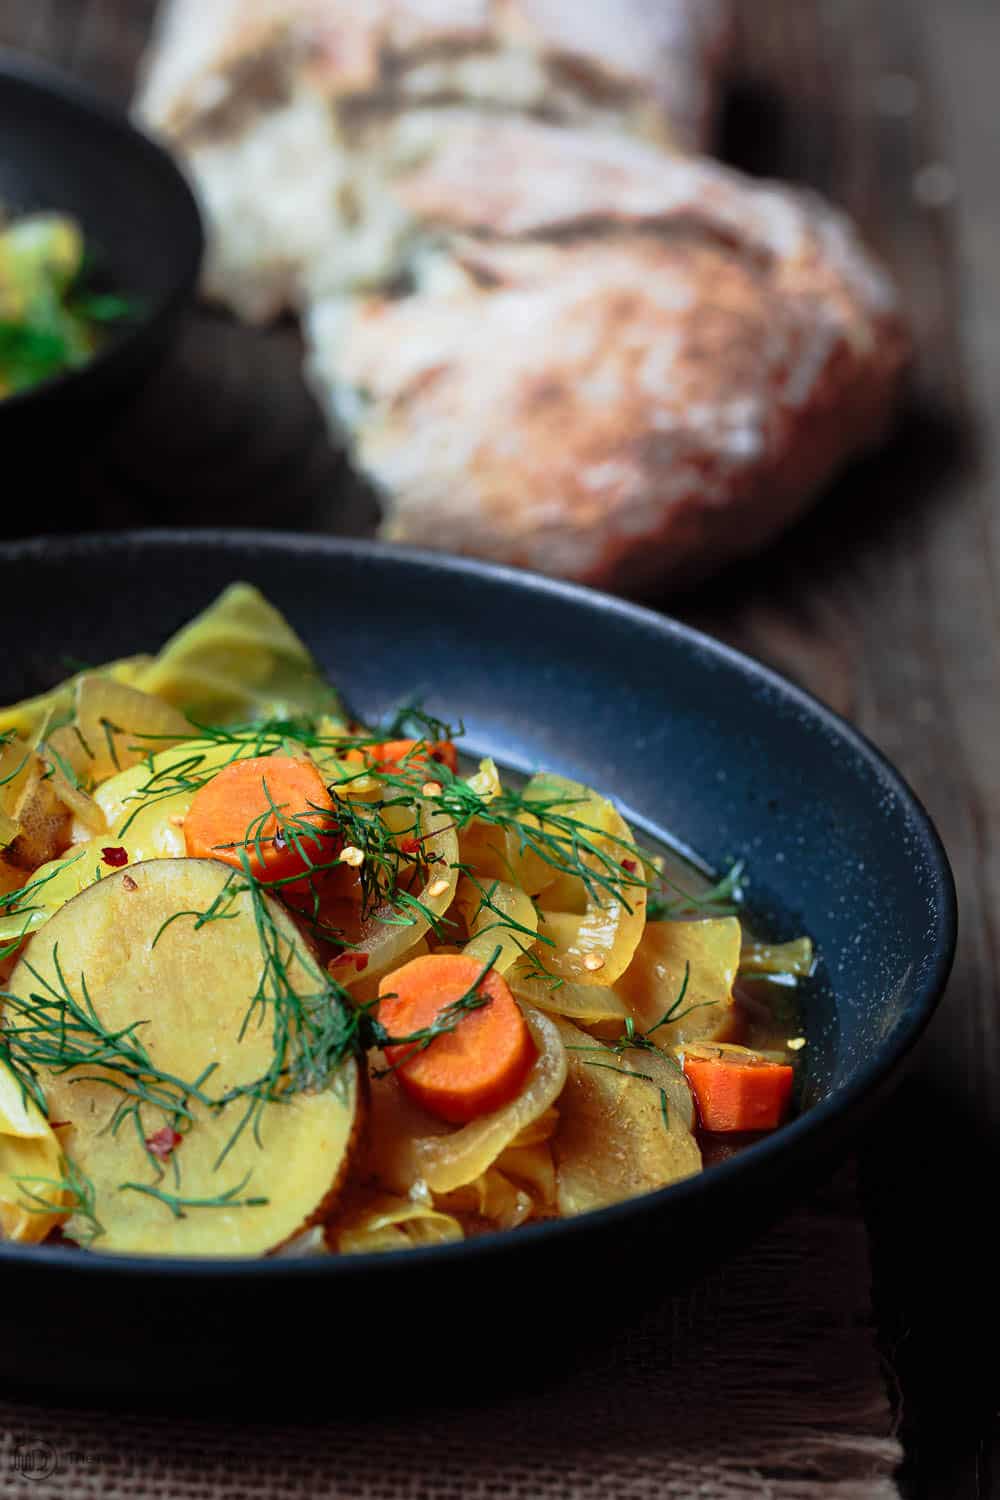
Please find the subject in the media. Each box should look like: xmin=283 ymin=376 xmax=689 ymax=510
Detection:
xmin=0 ymin=1170 xmax=900 ymax=1500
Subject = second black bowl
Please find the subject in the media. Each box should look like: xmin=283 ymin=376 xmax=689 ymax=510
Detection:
xmin=0 ymin=52 xmax=202 ymax=444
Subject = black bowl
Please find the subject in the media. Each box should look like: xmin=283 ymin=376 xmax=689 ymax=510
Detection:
xmin=0 ymin=53 xmax=202 ymax=443
xmin=0 ymin=532 xmax=956 ymax=1404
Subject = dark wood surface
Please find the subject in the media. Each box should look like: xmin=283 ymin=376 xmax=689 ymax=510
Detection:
xmin=2 ymin=2 xmax=997 ymax=1494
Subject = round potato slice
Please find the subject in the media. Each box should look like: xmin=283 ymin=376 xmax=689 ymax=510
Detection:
xmin=4 ymin=859 xmax=361 ymax=1256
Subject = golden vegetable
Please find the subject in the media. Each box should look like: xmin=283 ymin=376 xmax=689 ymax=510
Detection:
xmin=550 ymin=1016 xmax=700 ymax=1216
xmin=616 ymin=918 xmax=742 ymax=1048
xmin=331 ymin=1192 xmax=464 ymax=1253
xmin=0 ymin=1057 xmax=69 ymax=1243
xmin=527 ymin=775 xmax=647 ymax=985
xmin=508 ymin=959 xmax=631 ymax=1026
xmin=0 ymin=758 xmax=71 ymax=872
xmin=4 ymin=859 xmax=361 ymax=1255
xmin=457 ymin=876 xmax=538 ymax=975
xmin=740 ymin=935 xmax=815 ymax=978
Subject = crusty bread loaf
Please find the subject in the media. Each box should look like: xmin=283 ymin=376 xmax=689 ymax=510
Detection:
xmin=304 ymin=125 xmax=907 ymax=593
xmin=136 ymin=0 xmax=732 ymax=321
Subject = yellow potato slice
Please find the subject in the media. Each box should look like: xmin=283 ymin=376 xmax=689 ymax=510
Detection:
xmin=616 ymin=918 xmax=743 ymax=1048
xmin=4 ymin=859 xmax=361 ymax=1256
xmin=550 ymin=1015 xmax=700 ymax=1216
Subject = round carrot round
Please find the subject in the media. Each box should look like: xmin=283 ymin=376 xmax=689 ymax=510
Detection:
xmin=183 ymin=754 xmax=337 ymax=881
xmin=378 ymin=953 xmax=535 ymax=1124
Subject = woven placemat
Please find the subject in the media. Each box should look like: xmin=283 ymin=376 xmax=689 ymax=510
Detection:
xmin=0 ymin=1170 xmax=900 ymax=1500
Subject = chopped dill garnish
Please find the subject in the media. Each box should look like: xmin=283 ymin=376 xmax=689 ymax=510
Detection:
xmin=14 ymin=1153 xmax=104 ymax=1246
xmin=118 ymin=1170 xmax=269 ymax=1220
xmin=647 ymin=860 xmax=745 ymax=921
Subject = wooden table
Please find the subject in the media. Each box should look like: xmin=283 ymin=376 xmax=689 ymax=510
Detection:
xmin=1 ymin=3 xmax=996 ymax=1495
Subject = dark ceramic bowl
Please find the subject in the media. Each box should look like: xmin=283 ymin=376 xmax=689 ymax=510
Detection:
xmin=0 ymin=53 xmax=202 ymax=440
xmin=0 ymin=532 xmax=956 ymax=1405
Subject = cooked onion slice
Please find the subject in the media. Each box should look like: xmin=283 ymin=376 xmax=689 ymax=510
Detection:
xmin=330 ymin=1192 xmax=464 ymax=1253
xmin=508 ymin=958 xmax=631 ymax=1025
xmin=457 ymin=876 xmax=538 ymax=975
xmin=526 ymin=775 xmax=646 ymax=984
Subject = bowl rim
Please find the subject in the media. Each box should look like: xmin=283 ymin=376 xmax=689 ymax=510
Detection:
xmin=0 ymin=529 xmax=958 ymax=1279
xmin=0 ymin=51 xmax=203 ymax=413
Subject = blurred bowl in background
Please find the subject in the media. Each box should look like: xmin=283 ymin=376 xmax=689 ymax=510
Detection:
xmin=0 ymin=51 xmax=202 ymax=447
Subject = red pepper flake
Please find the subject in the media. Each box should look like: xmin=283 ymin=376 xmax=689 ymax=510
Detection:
xmin=145 ymin=1127 xmax=183 ymax=1162
xmin=621 ymin=858 xmax=638 ymax=874
xmin=49 ymin=1120 xmax=70 ymax=1130
xmin=399 ymin=836 xmax=422 ymax=856
xmin=101 ymin=846 xmax=129 ymax=868
xmin=122 ymin=874 xmax=138 ymax=892
xmin=332 ymin=952 xmax=369 ymax=973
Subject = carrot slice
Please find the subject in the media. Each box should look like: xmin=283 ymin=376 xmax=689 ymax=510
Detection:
xmin=369 ymin=739 xmax=458 ymax=775
xmin=183 ymin=754 xmax=336 ymax=881
xmin=682 ymin=1046 xmax=794 ymax=1132
xmin=378 ymin=953 xmax=535 ymax=1124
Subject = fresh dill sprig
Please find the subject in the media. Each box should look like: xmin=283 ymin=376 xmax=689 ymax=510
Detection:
xmin=379 ymin=698 xmax=464 ymax=744
xmin=14 ymin=1152 xmax=105 ymax=1246
xmin=118 ymin=1170 xmax=269 ymax=1220
xmin=647 ymin=860 xmax=746 ymax=921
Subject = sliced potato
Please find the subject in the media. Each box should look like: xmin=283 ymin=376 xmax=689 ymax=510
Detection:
xmin=550 ymin=1015 xmax=700 ymax=1216
xmin=616 ymin=918 xmax=742 ymax=1048
xmin=0 ymin=1058 xmax=69 ymax=1243
xmin=4 ymin=859 xmax=361 ymax=1256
